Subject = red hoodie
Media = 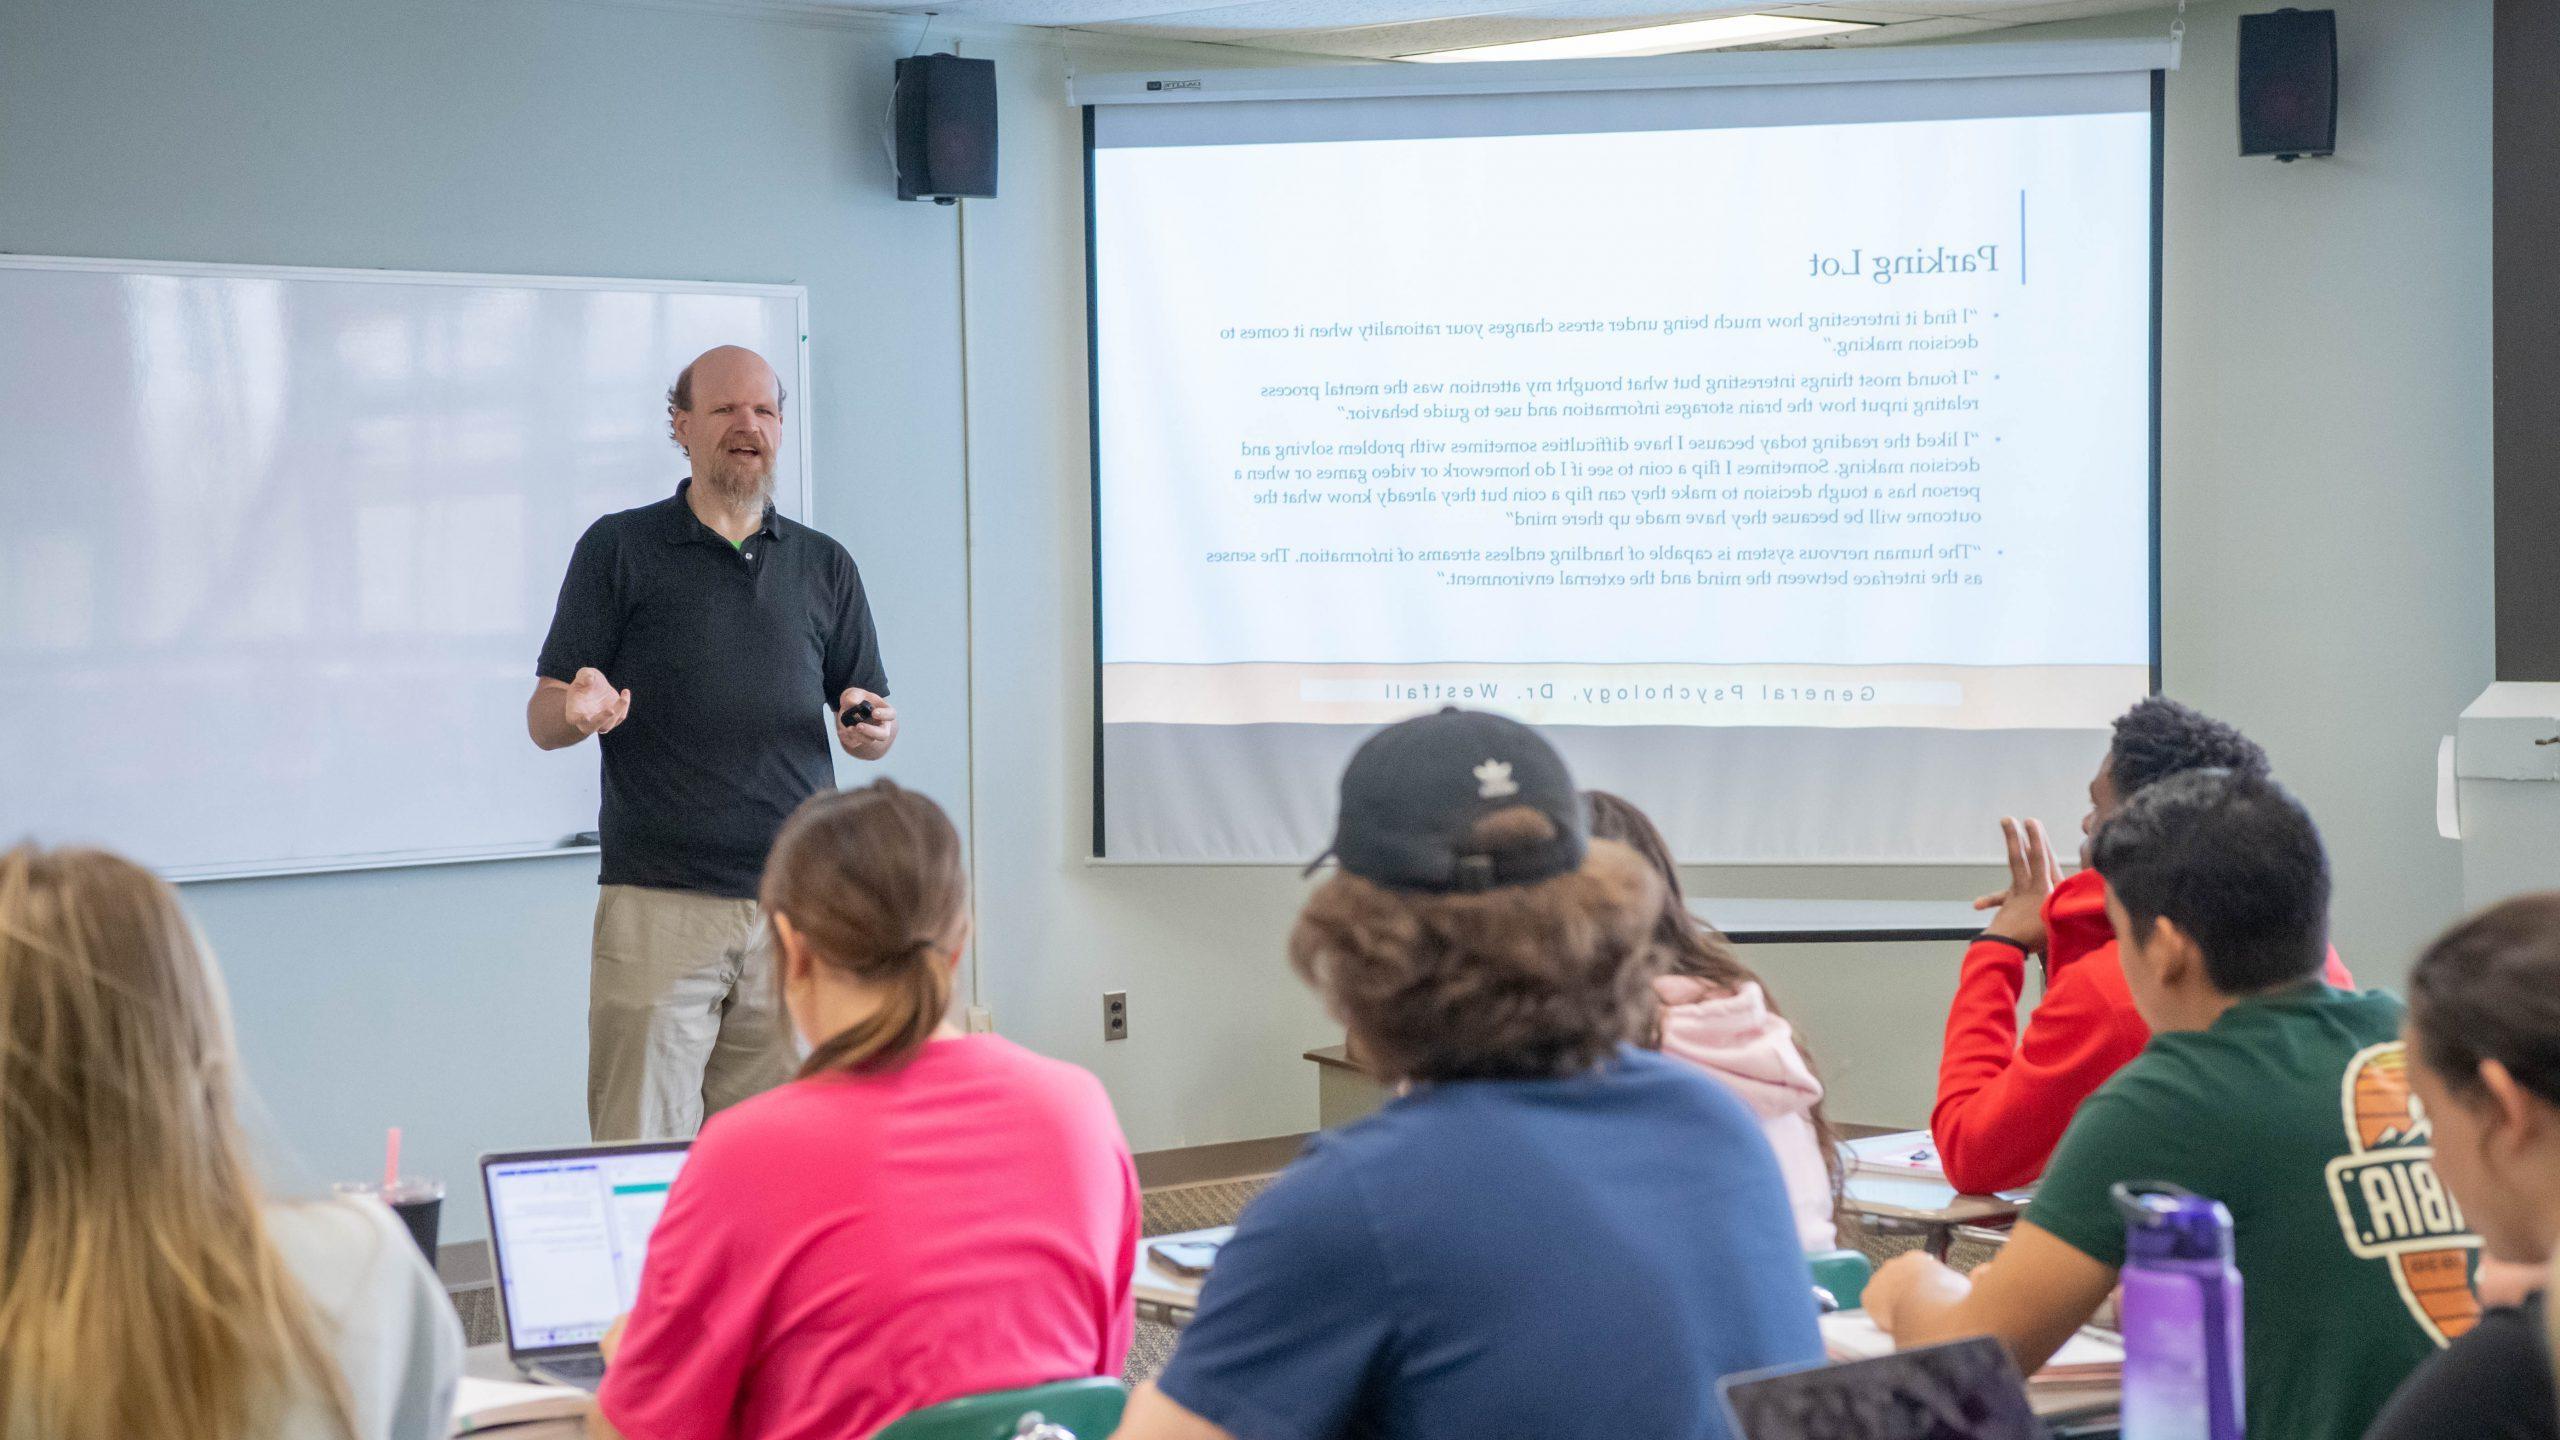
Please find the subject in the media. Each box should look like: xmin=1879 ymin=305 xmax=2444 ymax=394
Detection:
xmin=1930 ymin=868 xmax=2355 ymax=1196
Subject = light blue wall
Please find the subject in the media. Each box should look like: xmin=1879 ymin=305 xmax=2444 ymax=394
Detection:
xmin=1 ymin=0 xmax=2497 ymax=1238
xmin=1942 ymin=0 xmax=2495 ymax=986
xmin=0 ymin=0 xmax=990 ymax=1237
xmin=0 ymin=0 xmax=1335 ymax=1242
xmin=2155 ymin=0 xmax=2492 ymax=988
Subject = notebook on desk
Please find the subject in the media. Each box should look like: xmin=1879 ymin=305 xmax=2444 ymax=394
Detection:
xmin=451 ymin=1375 xmax=586 ymax=1434
xmin=1847 ymin=1130 xmax=1950 ymax=1179
xmin=1843 ymin=1133 xmax=2041 ymax=1206
xmin=1819 ymin=1313 xmax=2123 ymax=1376
xmin=480 ymin=1141 xmax=690 ymax=1393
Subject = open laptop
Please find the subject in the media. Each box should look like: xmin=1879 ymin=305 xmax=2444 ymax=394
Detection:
xmin=480 ymin=1140 xmax=690 ymax=1392
xmin=1720 ymin=1336 xmax=2045 ymax=1440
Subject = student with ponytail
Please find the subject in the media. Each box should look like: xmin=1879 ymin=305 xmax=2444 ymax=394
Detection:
xmin=591 ymin=781 xmax=1141 ymax=1440
xmin=0 ymin=845 xmax=462 ymax=1440
xmin=2363 ymin=893 xmax=2560 ymax=1440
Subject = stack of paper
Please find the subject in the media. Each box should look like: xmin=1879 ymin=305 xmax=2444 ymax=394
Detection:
xmin=2033 ymin=1328 xmax=2125 ymax=1383
xmin=1817 ymin=1313 xmax=2123 ymax=1385
xmin=1844 ymin=1131 xmax=1947 ymax=1178
xmin=451 ymin=1376 xmax=587 ymax=1435
xmin=1817 ymin=1311 xmax=1900 ymax=1362
xmin=1843 ymin=1131 xmax=2041 ymax=1202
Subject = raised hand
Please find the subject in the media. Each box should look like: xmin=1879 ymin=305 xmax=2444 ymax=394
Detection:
xmin=567 ymin=667 xmax=632 ymax=737
xmin=1971 ymin=816 xmax=2061 ymax=954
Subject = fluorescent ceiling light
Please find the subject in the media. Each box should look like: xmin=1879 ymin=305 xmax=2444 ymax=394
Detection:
xmin=1400 ymin=14 xmax=1873 ymax=63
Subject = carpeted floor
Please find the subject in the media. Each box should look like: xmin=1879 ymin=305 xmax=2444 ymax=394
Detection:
xmin=1145 ymin=1177 xmax=1275 ymax=1237
xmin=1125 ymin=1176 xmax=1276 ymax=1383
xmin=453 ymin=1283 xmax=501 ymax=1348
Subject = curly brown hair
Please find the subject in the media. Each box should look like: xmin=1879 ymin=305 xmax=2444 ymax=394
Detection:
xmin=1289 ymin=809 xmax=1666 ymax=1083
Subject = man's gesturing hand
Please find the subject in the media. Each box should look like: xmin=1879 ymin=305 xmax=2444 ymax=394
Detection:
xmin=567 ymin=667 xmax=632 ymax=737
xmin=837 ymin=688 xmax=897 ymax=761
xmin=1973 ymin=816 xmax=2061 ymax=954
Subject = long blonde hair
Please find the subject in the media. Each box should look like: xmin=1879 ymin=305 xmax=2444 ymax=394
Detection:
xmin=0 ymin=845 xmax=353 ymax=1440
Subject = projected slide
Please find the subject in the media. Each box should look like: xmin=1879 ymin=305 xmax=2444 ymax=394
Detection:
xmin=1092 ymin=68 xmax=2157 ymax=863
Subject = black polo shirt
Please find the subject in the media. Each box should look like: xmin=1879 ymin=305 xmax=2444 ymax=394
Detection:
xmin=537 ymin=480 xmax=888 ymax=899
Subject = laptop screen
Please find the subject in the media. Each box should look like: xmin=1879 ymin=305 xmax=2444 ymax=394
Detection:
xmin=483 ymin=1143 xmax=690 ymax=1354
xmin=1720 ymin=1336 xmax=2044 ymax=1440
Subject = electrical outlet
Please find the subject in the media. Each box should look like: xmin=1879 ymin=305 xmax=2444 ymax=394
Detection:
xmin=1103 ymin=990 xmax=1129 ymax=1042
xmin=964 ymin=1006 xmax=995 ymax=1034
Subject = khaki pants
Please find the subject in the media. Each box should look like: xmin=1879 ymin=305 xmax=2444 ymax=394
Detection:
xmin=588 ymin=884 xmax=797 ymax=1141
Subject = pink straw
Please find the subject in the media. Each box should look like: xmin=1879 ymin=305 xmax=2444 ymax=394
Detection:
xmin=383 ymin=1127 xmax=401 ymax=1192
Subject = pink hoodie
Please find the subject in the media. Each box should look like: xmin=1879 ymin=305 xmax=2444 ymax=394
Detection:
xmin=1652 ymin=976 xmax=1838 ymax=1251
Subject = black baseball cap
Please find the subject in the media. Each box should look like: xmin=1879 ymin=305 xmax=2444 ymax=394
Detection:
xmin=1308 ymin=708 xmax=1588 ymax=893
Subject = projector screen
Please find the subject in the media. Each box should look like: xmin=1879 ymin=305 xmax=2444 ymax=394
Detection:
xmin=1088 ymin=58 xmax=2161 ymax=865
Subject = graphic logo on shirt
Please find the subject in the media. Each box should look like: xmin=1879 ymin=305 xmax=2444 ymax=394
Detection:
xmin=1473 ymin=759 xmax=1518 ymax=799
xmin=2324 ymin=1042 xmax=2480 ymax=1345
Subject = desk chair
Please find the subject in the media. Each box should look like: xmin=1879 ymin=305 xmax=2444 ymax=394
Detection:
xmin=1808 ymin=1248 xmax=1873 ymax=1311
xmin=873 ymin=1378 xmax=1128 ymax=1440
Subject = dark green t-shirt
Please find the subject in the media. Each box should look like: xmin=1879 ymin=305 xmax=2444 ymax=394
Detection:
xmin=2025 ymin=985 xmax=2481 ymax=1440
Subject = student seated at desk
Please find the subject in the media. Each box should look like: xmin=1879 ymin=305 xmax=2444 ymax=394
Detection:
xmin=0 ymin=845 xmax=462 ymax=1440
xmin=1933 ymin=698 xmax=2354 ymax=1194
xmin=590 ymin=781 xmax=1139 ymax=1440
xmin=1869 ymin=769 xmax=2471 ymax=1440
xmin=2363 ymin=893 xmax=2560 ymax=1440
xmin=1586 ymin=789 xmax=1844 ymax=1250
xmin=1113 ymin=709 xmax=1824 ymax=1440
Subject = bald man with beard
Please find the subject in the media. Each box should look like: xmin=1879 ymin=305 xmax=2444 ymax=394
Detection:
xmin=530 ymin=346 xmax=897 ymax=1140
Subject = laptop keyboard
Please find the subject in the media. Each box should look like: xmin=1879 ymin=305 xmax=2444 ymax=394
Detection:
xmin=531 ymin=1354 xmax=608 ymax=1390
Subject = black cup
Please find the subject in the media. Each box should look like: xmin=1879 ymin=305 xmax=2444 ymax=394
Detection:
xmin=339 ymin=1179 xmax=445 ymax=1265
xmin=389 ymin=1189 xmax=443 ymax=1261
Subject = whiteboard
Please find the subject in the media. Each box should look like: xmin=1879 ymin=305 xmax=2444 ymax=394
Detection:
xmin=0 ymin=255 xmax=811 ymax=880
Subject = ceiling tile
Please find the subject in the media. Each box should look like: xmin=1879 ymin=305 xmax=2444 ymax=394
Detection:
xmin=1813 ymin=13 xmax=2014 ymax=39
xmin=1946 ymin=0 xmax=2170 ymax=19
xmin=1759 ymin=5 xmax=1947 ymax=19
xmin=1090 ymin=0 xmax=1779 ymax=42
xmin=852 ymin=1 xmax=1207 ymax=21
xmin=1103 ymin=4 xmax=1935 ymax=54
xmin=822 ymin=0 xmax=2150 ymax=55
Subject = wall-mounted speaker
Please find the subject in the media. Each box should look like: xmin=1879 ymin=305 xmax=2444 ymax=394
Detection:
xmin=894 ymin=53 xmax=997 ymax=203
xmin=2238 ymin=8 xmax=2338 ymax=161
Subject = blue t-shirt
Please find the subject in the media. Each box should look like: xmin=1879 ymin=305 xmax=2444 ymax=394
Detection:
xmin=1157 ymin=1047 xmax=1825 ymax=1440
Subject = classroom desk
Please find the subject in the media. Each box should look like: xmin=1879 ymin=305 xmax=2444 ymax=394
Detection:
xmin=469 ymin=1293 xmax=2115 ymax=1439
xmin=1842 ymin=1170 xmax=2029 ymax=1259
xmin=464 ymin=1342 xmax=530 ymax=1383
xmin=1822 ymin=1313 xmax=2120 ymax=1433
xmin=463 ymin=1344 xmax=585 ymax=1437
xmin=1134 ymin=1225 xmax=1228 ymax=1327
xmin=1303 ymin=1045 xmax=1392 ymax=1129
xmin=1126 ymin=1248 xmax=2116 ymax=1437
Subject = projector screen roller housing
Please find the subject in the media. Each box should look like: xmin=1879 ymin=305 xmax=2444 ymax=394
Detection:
xmin=1087 ymin=58 xmax=2162 ymax=865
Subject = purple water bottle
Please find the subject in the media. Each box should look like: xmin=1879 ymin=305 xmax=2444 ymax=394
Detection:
xmin=2111 ymin=1182 xmax=2245 ymax=1440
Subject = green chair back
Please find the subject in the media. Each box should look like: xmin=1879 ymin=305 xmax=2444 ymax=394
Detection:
xmin=873 ymin=1378 xmax=1128 ymax=1440
xmin=1808 ymin=1247 xmax=1873 ymax=1311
